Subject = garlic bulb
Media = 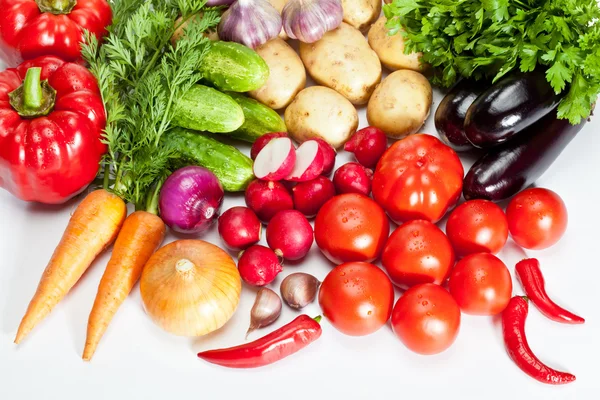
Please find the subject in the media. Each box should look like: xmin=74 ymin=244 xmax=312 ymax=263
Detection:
xmin=282 ymin=0 xmax=343 ymax=43
xmin=218 ymin=0 xmax=283 ymax=49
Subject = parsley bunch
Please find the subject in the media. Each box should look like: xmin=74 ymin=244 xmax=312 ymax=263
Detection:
xmin=384 ymin=0 xmax=600 ymax=124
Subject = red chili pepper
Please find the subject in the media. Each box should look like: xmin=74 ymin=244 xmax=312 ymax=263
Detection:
xmin=197 ymin=315 xmax=322 ymax=368
xmin=0 ymin=55 xmax=106 ymax=204
xmin=0 ymin=0 xmax=112 ymax=64
xmin=516 ymin=258 xmax=584 ymax=324
xmin=502 ymin=296 xmax=576 ymax=385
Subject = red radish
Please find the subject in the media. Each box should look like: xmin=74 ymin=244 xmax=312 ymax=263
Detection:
xmin=344 ymin=127 xmax=388 ymax=169
xmin=266 ymin=210 xmax=314 ymax=260
xmin=333 ymin=162 xmax=373 ymax=196
xmin=238 ymin=245 xmax=283 ymax=286
xmin=285 ymin=140 xmax=324 ymax=182
xmin=251 ymin=132 xmax=288 ymax=160
xmin=292 ymin=176 xmax=336 ymax=218
xmin=312 ymin=138 xmax=337 ymax=176
xmin=253 ymin=137 xmax=296 ymax=181
xmin=218 ymin=207 xmax=262 ymax=251
xmin=245 ymin=180 xmax=294 ymax=222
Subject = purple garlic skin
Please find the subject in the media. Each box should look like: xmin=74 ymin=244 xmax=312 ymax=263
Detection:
xmin=282 ymin=0 xmax=343 ymax=43
xmin=218 ymin=0 xmax=283 ymax=49
xmin=206 ymin=0 xmax=236 ymax=5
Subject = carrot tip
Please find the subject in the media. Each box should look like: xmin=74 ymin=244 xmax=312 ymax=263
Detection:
xmin=82 ymin=346 xmax=96 ymax=362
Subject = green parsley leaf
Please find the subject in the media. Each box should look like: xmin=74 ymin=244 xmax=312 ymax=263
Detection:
xmin=384 ymin=0 xmax=600 ymax=124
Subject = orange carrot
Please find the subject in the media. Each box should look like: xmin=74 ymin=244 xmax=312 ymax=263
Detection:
xmin=83 ymin=211 xmax=165 ymax=361
xmin=15 ymin=189 xmax=127 ymax=345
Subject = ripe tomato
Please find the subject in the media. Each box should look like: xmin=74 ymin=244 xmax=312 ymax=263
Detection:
xmin=314 ymin=193 xmax=389 ymax=264
xmin=446 ymin=200 xmax=509 ymax=257
xmin=506 ymin=188 xmax=568 ymax=250
xmin=372 ymin=134 xmax=464 ymax=224
xmin=318 ymin=262 xmax=394 ymax=336
xmin=448 ymin=253 xmax=512 ymax=315
xmin=391 ymin=283 xmax=461 ymax=355
xmin=381 ymin=220 xmax=455 ymax=289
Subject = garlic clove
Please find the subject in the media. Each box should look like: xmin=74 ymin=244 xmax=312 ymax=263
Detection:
xmin=282 ymin=0 xmax=344 ymax=43
xmin=247 ymin=287 xmax=283 ymax=338
xmin=218 ymin=0 xmax=283 ymax=49
xmin=280 ymin=272 xmax=321 ymax=309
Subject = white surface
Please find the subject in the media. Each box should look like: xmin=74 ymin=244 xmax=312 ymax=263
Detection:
xmin=2 ymin=61 xmax=600 ymax=400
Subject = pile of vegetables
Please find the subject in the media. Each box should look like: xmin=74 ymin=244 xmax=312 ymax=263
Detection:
xmin=1 ymin=0 xmax=593 ymax=386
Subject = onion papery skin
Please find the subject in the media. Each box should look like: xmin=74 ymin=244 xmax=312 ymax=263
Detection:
xmin=140 ymin=240 xmax=242 ymax=337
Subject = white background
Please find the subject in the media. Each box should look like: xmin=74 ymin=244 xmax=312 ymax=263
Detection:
xmin=1 ymin=49 xmax=600 ymax=400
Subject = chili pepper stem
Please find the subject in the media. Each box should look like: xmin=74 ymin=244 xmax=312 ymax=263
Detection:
xmin=23 ymin=68 xmax=43 ymax=110
xmin=313 ymin=316 xmax=322 ymax=323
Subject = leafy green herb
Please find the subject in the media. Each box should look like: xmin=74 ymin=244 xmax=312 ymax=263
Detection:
xmin=82 ymin=0 xmax=221 ymax=209
xmin=384 ymin=0 xmax=600 ymax=124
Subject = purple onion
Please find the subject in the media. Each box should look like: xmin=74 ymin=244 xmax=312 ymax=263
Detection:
xmin=159 ymin=166 xmax=224 ymax=234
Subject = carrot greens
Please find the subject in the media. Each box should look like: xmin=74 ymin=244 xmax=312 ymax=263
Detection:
xmin=81 ymin=0 xmax=221 ymax=210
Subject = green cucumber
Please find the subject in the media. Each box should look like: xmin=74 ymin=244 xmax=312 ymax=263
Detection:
xmin=173 ymin=85 xmax=244 ymax=133
xmin=200 ymin=41 xmax=269 ymax=92
xmin=163 ymin=128 xmax=254 ymax=192
xmin=223 ymin=92 xmax=287 ymax=143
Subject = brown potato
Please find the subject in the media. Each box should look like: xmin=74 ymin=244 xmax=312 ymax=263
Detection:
xmin=284 ymin=86 xmax=358 ymax=149
xmin=368 ymin=15 xmax=423 ymax=72
xmin=342 ymin=0 xmax=381 ymax=32
xmin=367 ymin=70 xmax=433 ymax=139
xmin=299 ymin=22 xmax=382 ymax=105
xmin=249 ymin=38 xmax=306 ymax=110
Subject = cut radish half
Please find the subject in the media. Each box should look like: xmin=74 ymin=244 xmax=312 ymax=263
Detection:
xmin=286 ymin=140 xmax=324 ymax=182
xmin=253 ymin=137 xmax=296 ymax=181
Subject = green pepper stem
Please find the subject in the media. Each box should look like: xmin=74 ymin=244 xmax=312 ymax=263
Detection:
xmin=23 ymin=68 xmax=43 ymax=111
xmin=9 ymin=67 xmax=57 ymax=118
xmin=36 ymin=0 xmax=77 ymax=14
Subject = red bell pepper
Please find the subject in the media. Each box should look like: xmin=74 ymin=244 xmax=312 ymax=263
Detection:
xmin=0 ymin=55 xmax=106 ymax=204
xmin=0 ymin=0 xmax=112 ymax=64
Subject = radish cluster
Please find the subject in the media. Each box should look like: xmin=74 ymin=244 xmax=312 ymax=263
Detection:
xmin=223 ymin=127 xmax=390 ymax=291
xmin=230 ymin=134 xmax=342 ymax=285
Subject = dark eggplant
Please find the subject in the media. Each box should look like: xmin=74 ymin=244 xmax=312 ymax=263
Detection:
xmin=463 ymin=110 xmax=587 ymax=202
xmin=435 ymin=79 xmax=486 ymax=152
xmin=464 ymin=70 xmax=564 ymax=149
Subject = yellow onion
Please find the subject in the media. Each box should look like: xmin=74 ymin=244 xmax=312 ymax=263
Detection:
xmin=140 ymin=239 xmax=242 ymax=336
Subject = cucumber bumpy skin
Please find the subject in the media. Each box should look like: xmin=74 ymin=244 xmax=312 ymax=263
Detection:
xmin=164 ymin=128 xmax=254 ymax=192
xmin=172 ymin=85 xmax=245 ymax=133
xmin=225 ymin=92 xmax=287 ymax=143
xmin=200 ymin=41 xmax=269 ymax=93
